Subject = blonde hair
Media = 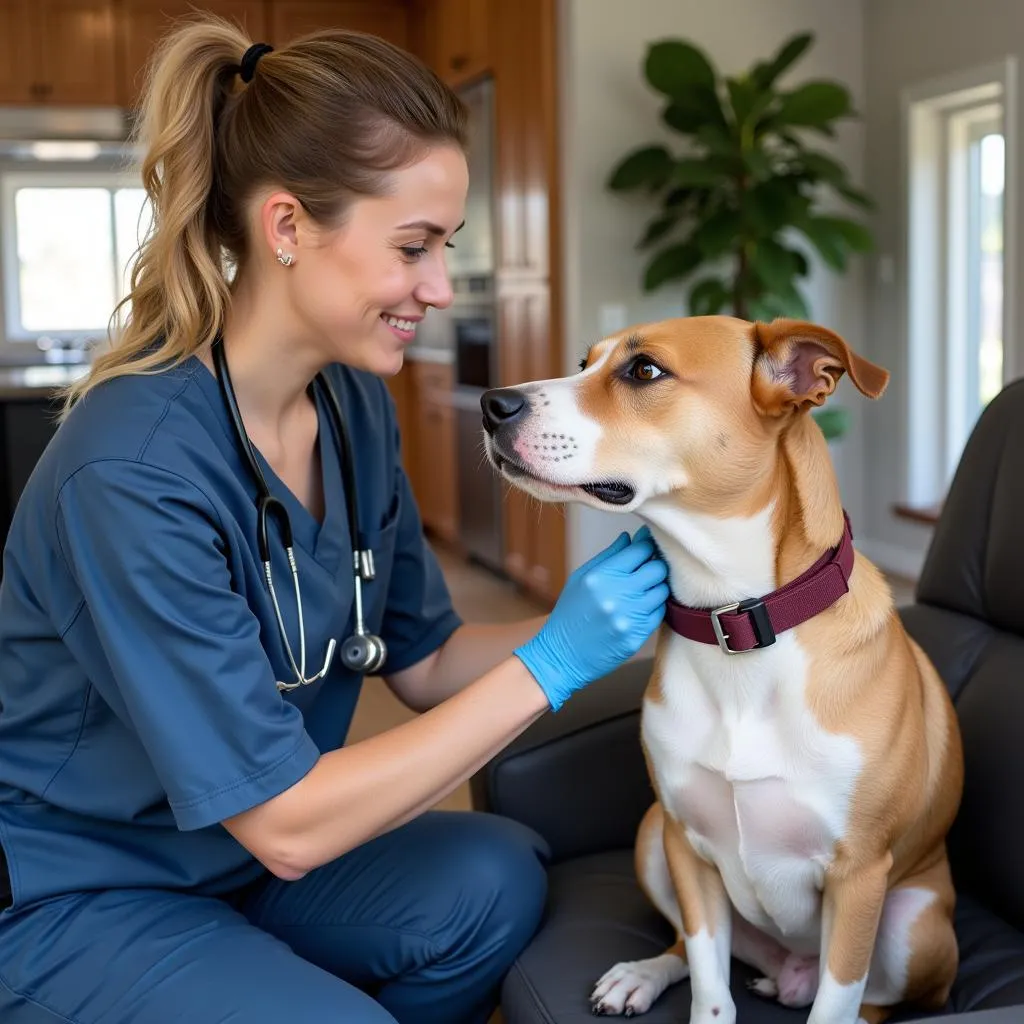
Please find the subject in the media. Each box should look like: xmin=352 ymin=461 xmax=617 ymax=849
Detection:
xmin=60 ymin=14 xmax=467 ymax=417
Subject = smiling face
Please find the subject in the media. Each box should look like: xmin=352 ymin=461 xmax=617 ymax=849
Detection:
xmin=260 ymin=143 xmax=469 ymax=377
xmin=481 ymin=315 xmax=889 ymax=517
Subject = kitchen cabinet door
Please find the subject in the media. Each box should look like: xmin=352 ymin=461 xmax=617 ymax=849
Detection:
xmin=0 ymin=1 xmax=37 ymax=105
xmin=119 ymin=0 xmax=266 ymax=109
xmin=269 ymin=1 xmax=407 ymax=48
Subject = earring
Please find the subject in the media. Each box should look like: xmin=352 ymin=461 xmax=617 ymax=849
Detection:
xmin=276 ymin=247 xmax=294 ymax=266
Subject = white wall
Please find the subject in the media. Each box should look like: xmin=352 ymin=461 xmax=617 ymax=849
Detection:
xmin=862 ymin=0 xmax=1024 ymax=579
xmin=559 ymin=0 xmax=869 ymax=569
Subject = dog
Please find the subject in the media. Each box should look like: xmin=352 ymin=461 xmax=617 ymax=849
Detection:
xmin=481 ymin=316 xmax=963 ymax=1024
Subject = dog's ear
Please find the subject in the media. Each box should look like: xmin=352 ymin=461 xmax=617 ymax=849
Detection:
xmin=751 ymin=318 xmax=889 ymax=418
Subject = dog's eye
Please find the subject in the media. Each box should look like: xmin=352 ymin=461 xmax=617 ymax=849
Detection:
xmin=578 ymin=358 xmax=588 ymax=372
xmin=628 ymin=359 xmax=664 ymax=381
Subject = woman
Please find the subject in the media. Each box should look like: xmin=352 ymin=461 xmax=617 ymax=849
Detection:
xmin=0 ymin=16 xmax=669 ymax=1024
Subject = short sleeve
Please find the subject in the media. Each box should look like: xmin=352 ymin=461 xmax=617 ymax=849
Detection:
xmin=378 ymin=407 xmax=463 ymax=674
xmin=55 ymin=459 xmax=321 ymax=832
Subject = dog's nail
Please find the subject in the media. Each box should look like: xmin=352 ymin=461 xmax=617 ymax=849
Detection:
xmin=625 ymin=1009 xmax=635 ymax=1018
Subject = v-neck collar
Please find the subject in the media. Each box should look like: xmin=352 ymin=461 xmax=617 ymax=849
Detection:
xmin=188 ymin=356 xmax=349 ymax=576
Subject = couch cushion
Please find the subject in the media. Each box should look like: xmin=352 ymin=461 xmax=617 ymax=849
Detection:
xmin=501 ymin=850 xmax=1024 ymax=1023
xmin=899 ymin=606 xmax=1024 ymax=936
xmin=914 ymin=378 xmax=1024 ymax=638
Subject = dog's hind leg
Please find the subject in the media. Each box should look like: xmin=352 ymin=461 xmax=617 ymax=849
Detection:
xmin=858 ymin=859 xmax=958 ymax=1024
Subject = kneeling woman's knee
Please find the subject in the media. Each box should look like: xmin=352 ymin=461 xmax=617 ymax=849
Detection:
xmin=444 ymin=814 xmax=549 ymax=962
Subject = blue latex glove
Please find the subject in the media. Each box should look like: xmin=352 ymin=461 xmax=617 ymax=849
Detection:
xmin=515 ymin=526 xmax=670 ymax=711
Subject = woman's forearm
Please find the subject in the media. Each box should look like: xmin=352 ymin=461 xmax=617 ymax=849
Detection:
xmin=386 ymin=617 xmax=548 ymax=709
xmin=223 ymin=655 xmax=549 ymax=878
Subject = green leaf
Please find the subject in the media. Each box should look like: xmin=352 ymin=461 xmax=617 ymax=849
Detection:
xmin=837 ymin=183 xmax=875 ymax=210
xmin=753 ymin=33 xmax=814 ymax=90
xmin=743 ymin=147 xmax=774 ymax=179
xmin=607 ymin=145 xmax=674 ymax=191
xmin=637 ymin=213 xmax=681 ymax=249
xmin=774 ymin=278 xmax=811 ymax=318
xmin=816 ymin=215 xmax=874 ymax=252
xmin=645 ymin=39 xmax=717 ymax=97
xmin=688 ymin=277 xmax=730 ymax=315
xmin=747 ymin=278 xmax=810 ymax=320
xmin=747 ymin=296 xmax=777 ymax=322
xmin=796 ymin=149 xmax=847 ymax=183
xmin=807 ymin=121 xmax=838 ymax=138
xmin=747 ymin=89 xmax=777 ymax=129
xmin=664 ymin=186 xmax=699 ymax=209
xmin=643 ymin=241 xmax=703 ymax=291
xmin=812 ymin=406 xmax=849 ymax=441
xmin=795 ymin=217 xmax=849 ymax=270
xmin=695 ymin=123 xmax=737 ymax=157
xmin=662 ymin=99 xmax=710 ymax=134
xmin=662 ymin=87 xmax=729 ymax=134
xmin=692 ymin=208 xmax=742 ymax=258
xmin=744 ymin=178 xmax=812 ymax=234
xmin=671 ymin=159 xmax=728 ymax=187
xmin=726 ymin=75 xmax=759 ymax=127
xmin=750 ymin=238 xmax=800 ymax=294
xmin=774 ymin=81 xmax=853 ymax=126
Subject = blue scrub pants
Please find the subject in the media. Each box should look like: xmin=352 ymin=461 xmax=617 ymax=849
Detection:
xmin=0 ymin=811 xmax=549 ymax=1023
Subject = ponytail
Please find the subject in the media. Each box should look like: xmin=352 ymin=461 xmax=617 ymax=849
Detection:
xmin=60 ymin=12 xmax=466 ymax=418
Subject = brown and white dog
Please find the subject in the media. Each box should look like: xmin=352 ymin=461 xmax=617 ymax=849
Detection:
xmin=481 ymin=316 xmax=963 ymax=1024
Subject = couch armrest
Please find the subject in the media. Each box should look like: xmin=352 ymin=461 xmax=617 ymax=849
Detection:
xmin=469 ymin=657 xmax=655 ymax=864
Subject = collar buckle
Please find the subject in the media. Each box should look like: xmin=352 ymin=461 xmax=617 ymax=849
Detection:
xmin=710 ymin=598 xmax=778 ymax=655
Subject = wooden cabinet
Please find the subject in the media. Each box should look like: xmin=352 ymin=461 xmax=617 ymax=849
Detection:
xmin=383 ymin=364 xmax=412 ymax=456
xmin=269 ymin=1 xmax=408 ymax=48
xmin=492 ymin=0 xmax=554 ymax=279
xmin=0 ymin=1 xmax=34 ymax=106
xmin=0 ymin=0 xmax=118 ymax=105
xmin=407 ymin=359 xmax=457 ymax=543
xmin=408 ymin=0 xmax=490 ymax=87
xmin=119 ymin=1 xmax=265 ymax=108
xmin=409 ymin=0 xmax=563 ymax=603
xmin=437 ymin=0 xmax=490 ymax=86
xmin=491 ymin=0 xmax=564 ymax=604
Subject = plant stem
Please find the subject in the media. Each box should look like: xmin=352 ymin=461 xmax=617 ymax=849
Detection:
xmin=734 ymin=248 xmax=748 ymax=320
xmin=734 ymin=167 xmax=749 ymax=320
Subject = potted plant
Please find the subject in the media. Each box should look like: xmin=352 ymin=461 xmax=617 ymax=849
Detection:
xmin=607 ymin=32 xmax=874 ymax=442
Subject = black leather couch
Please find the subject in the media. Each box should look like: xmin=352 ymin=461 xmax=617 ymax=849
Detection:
xmin=471 ymin=378 xmax=1024 ymax=1023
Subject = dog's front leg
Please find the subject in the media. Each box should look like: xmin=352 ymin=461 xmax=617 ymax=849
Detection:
xmin=808 ymin=853 xmax=892 ymax=1024
xmin=663 ymin=811 xmax=735 ymax=1024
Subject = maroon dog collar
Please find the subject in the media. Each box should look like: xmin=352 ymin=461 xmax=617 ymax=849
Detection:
xmin=663 ymin=511 xmax=855 ymax=654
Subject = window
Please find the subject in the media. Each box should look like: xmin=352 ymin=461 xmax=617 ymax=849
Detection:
xmin=1 ymin=170 xmax=151 ymax=345
xmin=904 ymin=59 xmax=1016 ymax=507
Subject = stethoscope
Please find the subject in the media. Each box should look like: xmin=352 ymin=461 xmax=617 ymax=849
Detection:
xmin=212 ymin=336 xmax=388 ymax=688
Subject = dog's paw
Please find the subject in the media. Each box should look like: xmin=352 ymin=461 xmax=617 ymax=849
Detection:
xmin=746 ymin=976 xmax=779 ymax=999
xmin=589 ymin=954 xmax=687 ymax=1016
xmin=776 ymin=954 xmax=819 ymax=1008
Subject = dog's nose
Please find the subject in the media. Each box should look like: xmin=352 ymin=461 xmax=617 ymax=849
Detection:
xmin=481 ymin=388 xmax=527 ymax=433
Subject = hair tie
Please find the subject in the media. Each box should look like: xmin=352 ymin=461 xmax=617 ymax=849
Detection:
xmin=239 ymin=42 xmax=274 ymax=83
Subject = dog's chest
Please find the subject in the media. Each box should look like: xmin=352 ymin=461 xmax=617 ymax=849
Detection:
xmin=643 ymin=633 xmax=863 ymax=950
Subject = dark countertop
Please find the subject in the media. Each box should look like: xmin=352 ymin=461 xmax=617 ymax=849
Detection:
xmin=0 ymin=364 xmax=89 ymax=400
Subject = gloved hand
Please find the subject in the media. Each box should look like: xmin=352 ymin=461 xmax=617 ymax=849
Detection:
xmin=515 ymin=526 xmax=670 ymax=711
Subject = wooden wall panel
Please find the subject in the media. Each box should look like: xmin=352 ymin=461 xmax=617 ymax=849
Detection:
xmin=492 ymin=0 xmax=565 ymax=604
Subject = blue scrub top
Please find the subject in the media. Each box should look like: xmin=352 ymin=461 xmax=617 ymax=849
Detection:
xmin=0 ymin=355 xmax=462 ymax=909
